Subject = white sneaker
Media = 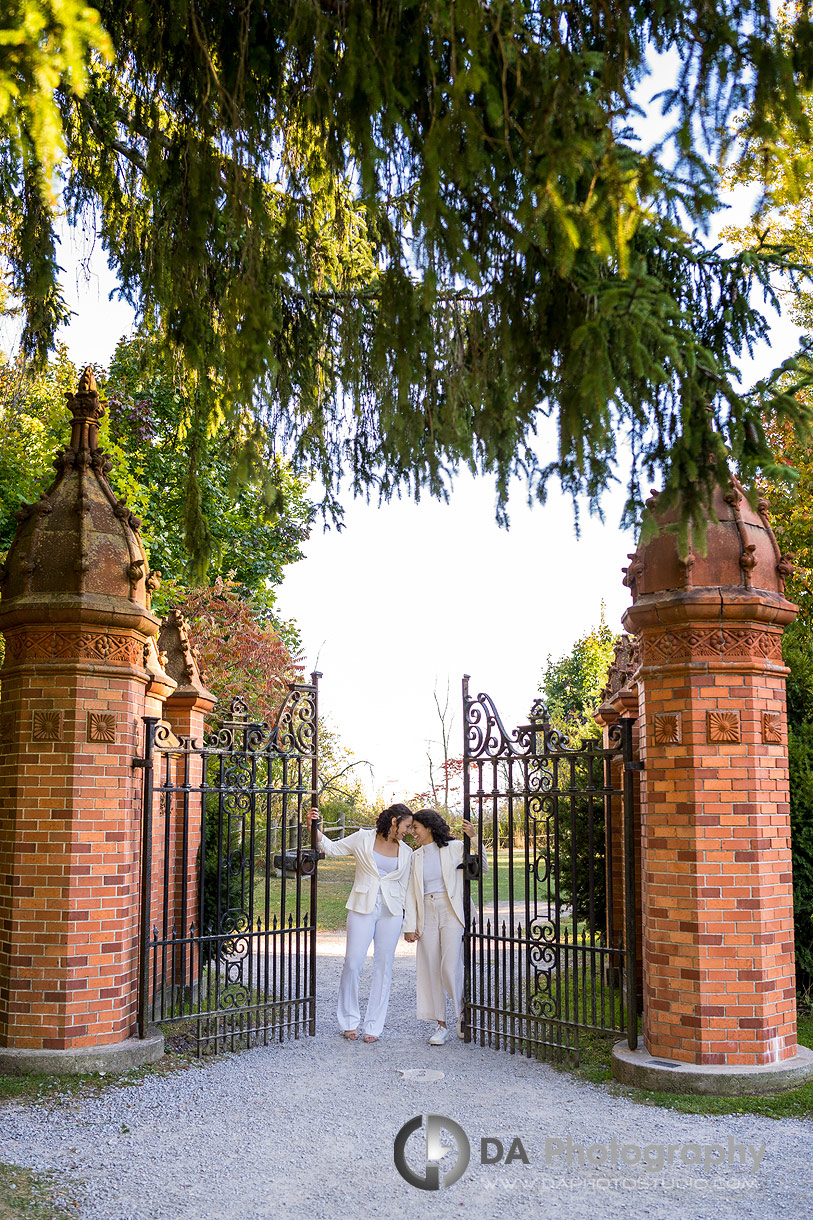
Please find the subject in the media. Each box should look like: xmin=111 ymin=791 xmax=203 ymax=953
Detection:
xmin=428 ymin=1024 xmax=450 ymax=1046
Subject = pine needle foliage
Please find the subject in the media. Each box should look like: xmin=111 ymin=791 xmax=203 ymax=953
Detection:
xmin=5 ymin=1 xmax=813 ymax=533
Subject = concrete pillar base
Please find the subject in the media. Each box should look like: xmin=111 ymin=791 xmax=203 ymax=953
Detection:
xmin=0 ymin=1030 xmax=164 ymax=1077
xmin=612 ymin=1041 xmax=813 ymax=1096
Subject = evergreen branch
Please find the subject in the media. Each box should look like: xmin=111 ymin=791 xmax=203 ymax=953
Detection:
xmin=76 ymin=96 xmax=147 ymax=173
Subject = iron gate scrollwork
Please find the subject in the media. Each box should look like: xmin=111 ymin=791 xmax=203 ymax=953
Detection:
xmin=136 ymin=675 xmax=320 ymax=1054
xmin=462 ymin=676 xmax=639 ymax=1064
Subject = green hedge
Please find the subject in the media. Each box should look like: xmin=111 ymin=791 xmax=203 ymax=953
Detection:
xmin=785 ymin=619 xmax=813 ymax=993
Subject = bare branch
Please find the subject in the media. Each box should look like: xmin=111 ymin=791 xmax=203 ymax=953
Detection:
xmin=317 ymin=758 xmax=373 ymax=799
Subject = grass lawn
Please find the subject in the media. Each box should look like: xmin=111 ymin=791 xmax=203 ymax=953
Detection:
xmin=248 ymin=849 xmax=574 ymax=930
xmin=0 ymin=1162 xmax=75 ymax=1220
xmin=478 ymin=848 xmax=530 ymax=906
xmin=250 ymin=847 xmax=567 ymax=930
xmin=476 ymin=848 xmax=572 ymax=909
xmin=252 ymin=856 xmax=357 ymax=931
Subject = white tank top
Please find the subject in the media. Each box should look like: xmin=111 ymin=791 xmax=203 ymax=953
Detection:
xmin=373 ymin=849 xmax=398 ymax=877
xmin=422 ymin=843 xmax=445 ymax=894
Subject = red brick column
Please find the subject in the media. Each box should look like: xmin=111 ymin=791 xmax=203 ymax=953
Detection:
xmin=140 ymin=636 xmax=178 ymax=1011
xmin=0 ymin=369 xmax=164 ymax=1070
xmin=616 ymin=482 xmax=802 ymax=1077
xmin=627 ymin=593 xmax=797 ymax=1065
xmin=156 ymin=610 xmax=216 ymax=966
xmin=595 ymin=688 xmax=642 ymax=984
xmin=0 ymin=623 xmax=154 ymax=1051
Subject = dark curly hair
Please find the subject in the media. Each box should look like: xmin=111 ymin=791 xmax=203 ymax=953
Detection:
xmin=412 ymin=808 xmax=453 ymax=847
xmin=375 ymin=803 xmax=413 ymax=839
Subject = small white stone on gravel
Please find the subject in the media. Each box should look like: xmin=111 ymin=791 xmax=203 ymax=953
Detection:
xmin=396 ymin=1068 xmax=445 ymax=1081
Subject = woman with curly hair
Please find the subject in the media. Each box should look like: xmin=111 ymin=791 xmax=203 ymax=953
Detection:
xmin=306 ymin=803 xmax=413 ymax=1042
xmin=403 ymin=808 xmax=486 ymax=1045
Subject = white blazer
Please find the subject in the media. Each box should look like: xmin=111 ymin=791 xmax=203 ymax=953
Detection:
xmin=317 ymin=827 xmax=413 ymax=916
xmin=404 ymin=839 xmax=487 ymax=935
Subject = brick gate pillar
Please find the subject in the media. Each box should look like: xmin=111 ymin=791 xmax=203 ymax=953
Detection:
xmin=595 ymin=635 xmax=642 ymax=991
xmin=155 ymin=610 xmax=216 ymax=973
xmin=611 ymin=482 xmax=813 ymax=1094
xmin=0 ymin=368 xmax=164 ymax=1072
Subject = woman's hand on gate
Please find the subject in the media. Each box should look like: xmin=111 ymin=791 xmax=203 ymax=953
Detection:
xmin=305 ymin=808 xmax=321 ymax=829
xmin=404 ymin=932 xmax=419 ymax=943
xmin=461 ymin=819 xmax=476 ymax=839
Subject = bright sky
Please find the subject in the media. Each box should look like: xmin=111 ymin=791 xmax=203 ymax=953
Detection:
xmin=42 ymin=69 xmax=805 ymax=806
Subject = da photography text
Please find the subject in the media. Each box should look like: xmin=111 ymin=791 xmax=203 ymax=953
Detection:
xmin=393 ymin=1116 xmax=767 ymax=1191
xmin=543 ymin=1135 xmax=766 ymax=1174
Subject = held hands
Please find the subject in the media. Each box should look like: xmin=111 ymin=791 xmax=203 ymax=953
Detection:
xmin=404 ymin=932 xmax=420 ymax=943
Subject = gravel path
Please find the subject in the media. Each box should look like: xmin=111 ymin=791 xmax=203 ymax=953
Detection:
xmin=1 ymin=938 xmax=811 ymax=1220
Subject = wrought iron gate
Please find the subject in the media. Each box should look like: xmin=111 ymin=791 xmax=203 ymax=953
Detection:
xmin=136 ymin=676 xmax=320 ymax=1054
xmin=462 ymin=677 xmax=639 ymax=1063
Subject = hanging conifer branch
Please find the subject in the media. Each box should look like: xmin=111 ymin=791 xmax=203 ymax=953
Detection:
xmin=4 ymin=0 xmax=813 ymax=532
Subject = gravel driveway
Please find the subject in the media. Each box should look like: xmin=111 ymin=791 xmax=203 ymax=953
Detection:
xmin=1 ymin=937 xmax=810 ymax=1220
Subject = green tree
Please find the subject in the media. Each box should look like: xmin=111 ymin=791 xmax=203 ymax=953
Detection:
xmin=0 ymin=346 xmax=77 ymax=550
xmin=1 ymin=1 xmax=111 ymax=354
xmin=723 ymin=46 xmax=813 ymax=992
xmin=102 ymin=335 xmax=314 ymax=590
xmin=784 ymin=619 xmax=813 ymax=993
xmin=538 ymin=608 xmax=619 ymax=743
xmin=0 ymin=344 xmax=313 ymax=599
xmin=5 ymin=2 xmax=813 ymax=537
xmin=1 ymin=1 xmax=110 ymax=182
xmin=748 ymin=414 xmax=813 ymax=995
xmin=537 ymin=610 xmax=620 ymax=930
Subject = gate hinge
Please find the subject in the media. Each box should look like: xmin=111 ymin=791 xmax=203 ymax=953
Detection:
xmin=624 ymin=760 xmax=644 ymax=772
xmin=132 ymin=758 xmax=148 ymax=770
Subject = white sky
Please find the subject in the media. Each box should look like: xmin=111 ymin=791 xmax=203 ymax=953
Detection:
xmin=42 ymin=71 xmax=806 ymax=805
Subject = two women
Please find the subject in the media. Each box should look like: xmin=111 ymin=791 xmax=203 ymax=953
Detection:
xmin=306 ymin=803 xmax=413 ymax=1042
xmin=308 ymin=802 xmax=483 ymax=1044
xmin=403 ymin=808 xmax=485 ymax=1045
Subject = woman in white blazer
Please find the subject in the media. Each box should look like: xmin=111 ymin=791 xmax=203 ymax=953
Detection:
xmin=403 ymin=808 xmax=485 ymax=1045
xmin=306 ymin=803 xmax=413 ymax=1042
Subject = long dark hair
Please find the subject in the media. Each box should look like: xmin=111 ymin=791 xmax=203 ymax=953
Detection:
xmin=375 ymin=803 xmax=413 ymax=839
xmin=413 ymin=808 xmax=453 ymax=848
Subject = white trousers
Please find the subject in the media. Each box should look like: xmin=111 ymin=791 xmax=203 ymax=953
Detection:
xmin=337 ymin=893 xmax=403 ymax=1037
xmin=415 ymin=890 xmax=464 ymax=1024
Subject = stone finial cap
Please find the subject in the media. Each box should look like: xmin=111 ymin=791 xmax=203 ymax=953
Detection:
xmin=143 ymin=635 xmax=177 ymax=702
xmin=622 ymin=479 xmax=794 ymax=601
xmin=0 ymin=366 xmax=159 ymax=611
xmin=158 ymin=608 xmax=217 ymax=707
xmin=594 ymin=634 xmax=640 ymax=725
xmin=600 ymin=634 xmax=640 ymax=699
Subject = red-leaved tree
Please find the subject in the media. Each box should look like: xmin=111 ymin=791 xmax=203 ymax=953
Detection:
xmin=167 ymin=577 xmax=303 ymax=725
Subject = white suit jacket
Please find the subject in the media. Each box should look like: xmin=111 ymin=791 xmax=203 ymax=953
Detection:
xmin=317 ymin=827 xmax=413 ymax=916
xmin=403 ymin=839 xmax=487 ymax=935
